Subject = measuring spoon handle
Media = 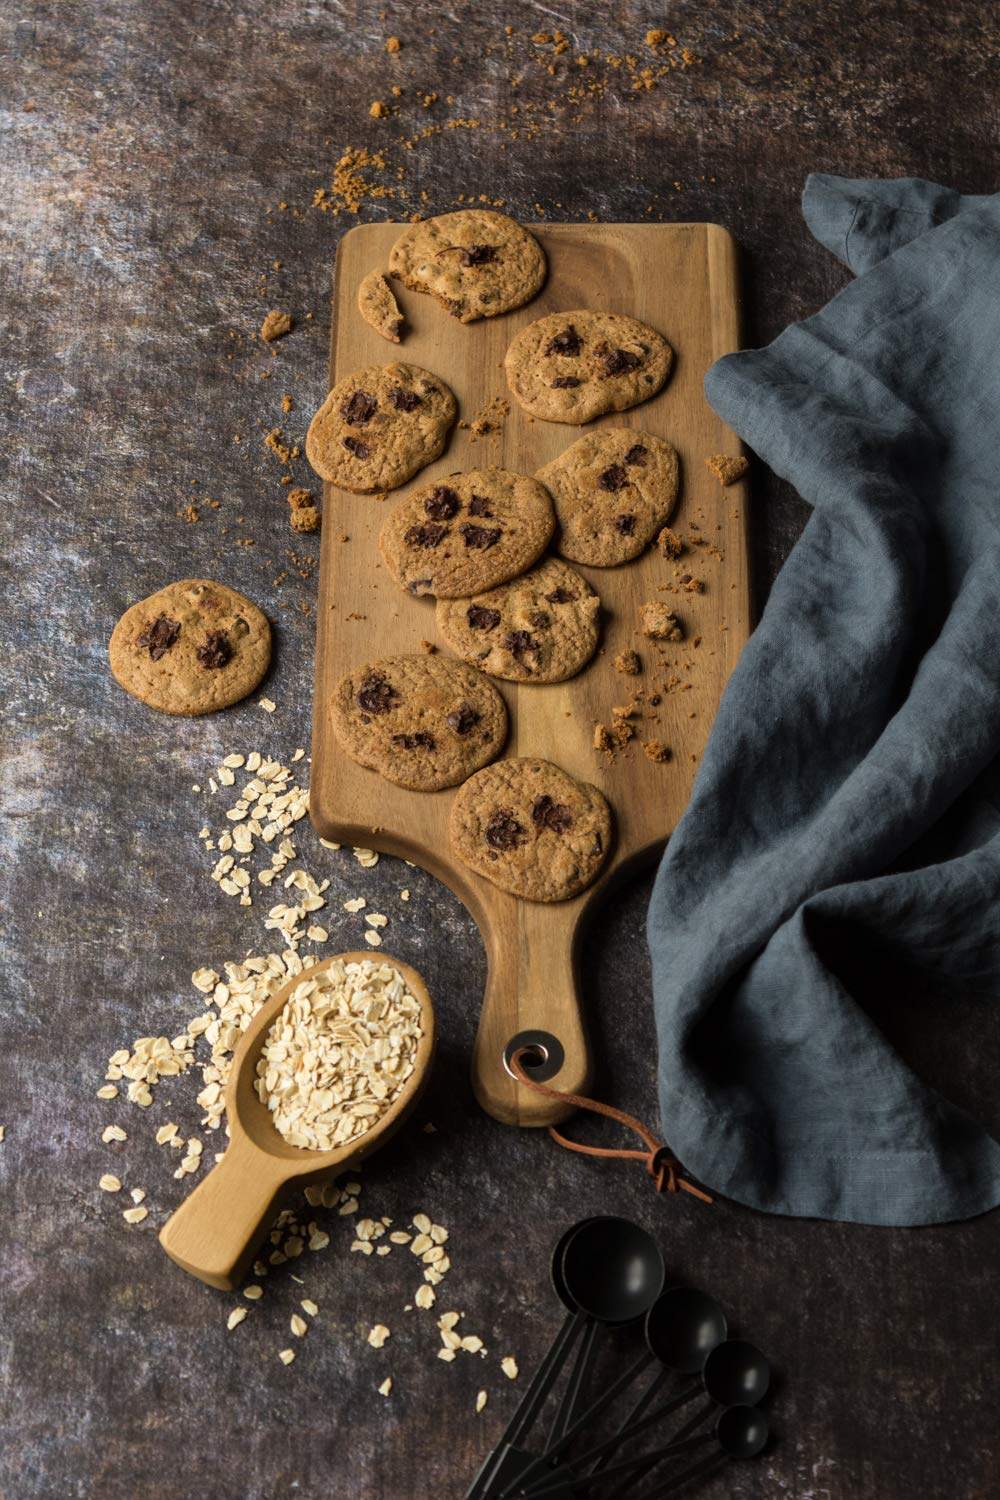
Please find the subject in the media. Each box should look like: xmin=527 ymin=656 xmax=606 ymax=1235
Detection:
xmin=159 ymin=1136 xmax=292 ymax=1290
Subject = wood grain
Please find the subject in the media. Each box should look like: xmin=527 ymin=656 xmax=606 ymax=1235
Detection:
xmin=311 ymin=223 xmax=749 ymax=1127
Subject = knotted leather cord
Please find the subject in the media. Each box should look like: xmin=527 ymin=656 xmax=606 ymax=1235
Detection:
xmin=509 ymin=1049 xmax=713 ymax=1205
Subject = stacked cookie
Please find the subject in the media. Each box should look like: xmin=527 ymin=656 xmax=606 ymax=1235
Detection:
xmin=313 ymin=210 xmax=683 ymax=903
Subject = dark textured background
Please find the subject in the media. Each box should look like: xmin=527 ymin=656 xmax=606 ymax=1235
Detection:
xmin=1 ymin=3 xmax=998 ymax=1497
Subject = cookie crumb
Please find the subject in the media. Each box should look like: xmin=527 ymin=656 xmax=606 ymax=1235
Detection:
xmin=614 ymin=649 xmax=641 ymax=675
xmin=706 ymin=452 xmax=749 ymax=486
xmin=656 ymin=526 xmax=684 ymax=559
xmin=288 ymin=487 xmax=321 ymax=534
xmin=260 ymin=310 xmax=294 ymax=343
xmin=643 ymin=740 xmax=673 ymax=763
xmin=385 ymin=36 xmax=401 ymax=52
xmin=369 ymin=99 xmax=388 ymax=119
xmin=593 ymin=723 xmax=613 ymax=752
xmin=640 ymin=602 xmax=683 ymax=641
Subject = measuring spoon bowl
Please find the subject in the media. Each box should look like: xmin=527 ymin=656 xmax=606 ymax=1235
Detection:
xmin=560 ymin=1217 xmax=665 ymax=1324
xmin=644 ymin=1287 xmax=728 ymax=1375
xmin=702 ymin=1340 xmax=770 ymax=1407
xmin=159 ymin=952 xmax=435 ymax=1290
xmin=716 ymin=1404 xmax=769 ymax=1459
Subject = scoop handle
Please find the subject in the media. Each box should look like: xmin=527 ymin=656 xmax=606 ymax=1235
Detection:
xmin=159 ymin=1138 xmax=292 ymax=1290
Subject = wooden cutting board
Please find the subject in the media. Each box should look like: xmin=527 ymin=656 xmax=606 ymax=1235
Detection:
xmin=310 ymin=222 xmax=750 ymax=1127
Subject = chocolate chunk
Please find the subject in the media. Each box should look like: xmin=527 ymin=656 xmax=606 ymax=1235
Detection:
xmin=389 ymin=386 xmax=422 ymax=412
xmin=550 ymin=376 xmax=581 ymax=389
xmin=599 ymin=345 xmax=643 ymax=377
xmin=405 ymin=522 xmax=449 ymax=548
xmin=342 ymin=435 xmax=371 ymax=459
xmin=624 ymin=444 xmax=648 ymax=466
xmin=485 ymin=808 xmax=526 ymax=851
xmin=531 ymin=794 xmax=574 ymax=833
xmin=544 ymin=587 xmax=574 ymax=604
xmin=424 ymin=486 xmax=460 ymax=520
xmin=468 ymin=495 xmax=494 ymax=517
xmin=357 ymin=671 xmax=400 ymax=715
xmin=459 ymin=243 xmax=498 ymax=266
xmin=529 ymin=611 xmax=550 ymax=629
xmin=446 ymin=702 xmax=481 ymax=736
xmin=598 ymin=464 xmax=629 ymax=492
xmin=340 ymin=390 xmax=378 ymax=426
xmin=545 ymin=325 xmax=582 ymax=357
xmin=391 ymin=731 xmax=436 ymax=751
xmin=503 ymin=629 xmax=536 ymax=658
xmin=196 ymin=631 xmax=233 ymax=670
xmin=408 ymin=578 xmax=433 ymax=595
xmin=460 ymin=523 xmax=502 ymax=550
xmin=136 ymin=614 xmax=181 ymax=662
xmin=614 ymin=513 xmax=637 ymax=536
xmin=467 ymin=605 xmax=501 ymax=631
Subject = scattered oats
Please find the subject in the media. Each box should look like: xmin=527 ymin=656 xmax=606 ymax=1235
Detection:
xmin=290 ymin=1314 xmax=308 ymax=1337
xmin=352 ymin=1239 xmax=375 ymax=1256
xmin=304 ymin=1184 xmax=324 ymax=1207
xmin=227 ymin=1307 xmax=248 ymax=1330
xmin=411 ymin=1233 xmax=433 ymax=1256
xmin=441 ymin=1329 xmax=462 ymax=1351
xmin=99 ymin=1174 xmax=122 ymax=1193
xmin=309 ymin=1230 xmax=331 ymax=1250
xmin=353 ymin=847 xmax=379 ymax=868
xmin=438 ymin=1348 xmax=456 ymax=1362
xmin=291 ymin=748 xmax=306 ymax=762
xmin=378 ymin=1377 xmax=393 ymax=1397
xmin=438 ymin=1311 xmax=461 ymax=1331
xmin=344 ymin=896 xmax=367 ymax=913
xmin=320 ymin=837 xmax=342 ymax=850
xmin=0 ymin=1126 xmax=5 ymax=1142
xmin=307 ymin=926 xmax=328 ymax=942
xmin=366 ymin=913 xmax=388 ymax=928
xmin=338 ymin=1199 xmax=359 ymax=1218
xmin=364 ymin=929 xmax=383 ymax=947
xmin=501 ymin=1356 xmax=519 ymax=1380
xmin=430 ymin=1224 xmax=448 ymax=1244
xmin=279 ymin=1348 xmax=296 ymax=1365
xmin=400 ymin=889 xmax=410 ymax=901
xmin=244 ymin=1284 xmax=264 ymax=1300
xmin=130 ymin=1187 xmax=146 ymax=1204
xmin=376 ymin=1245 xmax=391 ymax=1257
xmin=96 ymin=1085 xmax=118 ymax=1100
xmin=414 ymin=1284 xmax=436 ymax=1310
xmin=259 ymin=697 xmax=277 ymax=714
xmin=389 ymin=1231 xmax=412 ymax=1245
xmin=301 ymin=1299 xmax=319 ymax=1317
xmin=102 ymin=1125 xmax=127 ymax=1143
xmin=122 ymin=1206 xmax=148 ymax=1224
xmin=368 ymin=1324 xmax=391 ymax=1349
xmin=462 ymin=1335 xmax=485 ymax=1354
xmin=476 ymin=1390 xmax=488 ymax=1413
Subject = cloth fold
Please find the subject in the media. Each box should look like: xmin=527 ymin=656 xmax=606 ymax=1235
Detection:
xmin=647 ymin=174 xmax=1000 ymax=1224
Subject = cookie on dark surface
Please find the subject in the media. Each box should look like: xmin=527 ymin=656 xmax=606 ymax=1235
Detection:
xmin=331 ymin=655 xmax=507 ymax=791
xmin=109 ymin=580 xmax=271 ymax=716
xmin=306 ymin=362 xmax=456 ymax=493
xmin=389 ymin=210 xmax=546 ymax=323
xmin=537 ymin=429 xmax=680 ymax=565
xmin=379 ymin=468 xmax=555 ymax=598
xmin=435 ymin=558 xmax=600 ymax=683
xmin=449 ymin=758 xmax=612 ymax=902
xmin=505 ymin=311 xmax=673 ymax=425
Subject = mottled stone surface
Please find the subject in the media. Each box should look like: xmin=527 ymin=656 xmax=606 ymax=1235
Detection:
xmin=1 ymin=3 xmax=998 ymax=1497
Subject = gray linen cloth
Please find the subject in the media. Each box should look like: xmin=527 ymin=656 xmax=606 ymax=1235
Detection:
xmin=647 ymin=174 xmax=1000 ymax=1225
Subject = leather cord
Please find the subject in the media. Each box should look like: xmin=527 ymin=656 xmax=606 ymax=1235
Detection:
xmin=509 ymin=1048 xmax=713 ymax=1205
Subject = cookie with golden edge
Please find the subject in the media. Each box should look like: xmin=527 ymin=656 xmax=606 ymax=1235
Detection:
xmin=505 ymin=310 xmax=673 ymax=425
xmin=306 ymin=362 xmax=456 ymax=493
xmin=109 ymin=580 xmax=271 ymax=716
xmin=379 ymin=468 xmax=555 ymax=598
xmin=389 ymin=210 xmax=546 ymax=323
xmin=449 ymin=758 xmax=613 ymax=902
xmin=537 ymin=428 xmax=680 ymax=566
xmin=435 ymin=558 xmax=600 ymax=683
xmin=331 ymin=655 xmax=507 ymax=792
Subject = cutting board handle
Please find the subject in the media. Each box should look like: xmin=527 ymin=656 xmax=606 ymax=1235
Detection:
xmin=159 ymin=1136 xmax=292 ymax=1290
xmin=471 ymin=900 xmax=589 ymax=1127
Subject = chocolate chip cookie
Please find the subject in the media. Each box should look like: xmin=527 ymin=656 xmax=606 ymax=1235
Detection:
xmin=388 ymin=210 xmax=546 ymax=323
xmin=358 ymin=271 xmax=405 ymax=343
xmin=536 ymin=429 xmax=680 ymax=565
xmin=505 ymin=311 xmax=673 ymax=424
xmin=306 ymin=362 xmax=456 ymax=492
xmin=379 ymin=468 xmax=555 ymax=598
xmin=109 ymin=580 xmax=271 ymax=716
xmin=435 ymin=558 xmax=600 ymax=683
xmin=331 ymin=655 xmax=507 ymax=791
xmin=449 ymin=758 xmax=612 ymax=902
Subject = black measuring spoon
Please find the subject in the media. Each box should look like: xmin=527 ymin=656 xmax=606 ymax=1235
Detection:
xmin=466 ymin=1219 xmax=600 ymax=1500
xmin=525 ymin=1402 xmax=769 ymax=1499
xmin=584 ymin=1288 xmax=727 ymax=1476
xmin=518 ymin=1340 xmax=769 ymax=1498
xmin=498 ymin=1219 xmax=666 ymax=1498
xmin=631 ymin=1405 xmax=770 ymax=1498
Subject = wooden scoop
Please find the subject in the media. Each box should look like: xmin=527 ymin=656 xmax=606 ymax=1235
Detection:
xmin=159 ymin=951 xmax=435 ymax=1290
